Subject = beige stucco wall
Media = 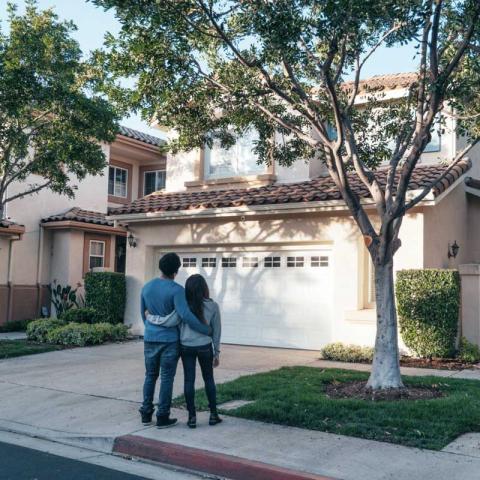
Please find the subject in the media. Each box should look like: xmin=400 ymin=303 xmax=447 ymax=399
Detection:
xmin=123 ymin=209 xmax=425 ymax=350
xmin=0 ymin=237 xmax=11 ymax=284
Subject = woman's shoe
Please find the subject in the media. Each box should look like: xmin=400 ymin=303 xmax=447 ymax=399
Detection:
xmin=209 ymin=412 xmax=222 ymax=426
xmin=187 ymin=415 xmax=197 ymax=429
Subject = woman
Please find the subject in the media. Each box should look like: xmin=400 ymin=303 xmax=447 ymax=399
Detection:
xmin=146 ymin=274 xmax=222 ymax=429
xmin=181 ymin=274 xmax=222 ymax=428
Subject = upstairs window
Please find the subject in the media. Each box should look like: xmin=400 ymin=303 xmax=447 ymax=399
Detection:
xmin=204 ymin=128 xmax=265 ymax=179
xmin=144 ymin=170 xmax=166 ymax=195
xmin=108 ymin=166 xmax=128 ymax=198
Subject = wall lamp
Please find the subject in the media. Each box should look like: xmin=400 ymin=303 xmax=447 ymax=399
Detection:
xmin=128 ymin=231 xmax=137 ymax=248
xmin=448 ymin=240 xmax=460 ymax=259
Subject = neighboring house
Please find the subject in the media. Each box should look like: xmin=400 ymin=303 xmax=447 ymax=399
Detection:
xmin=0 ymin=126 xmax=166 ymax=325
xmin=108 ymin=73 xmax=480 ymax=350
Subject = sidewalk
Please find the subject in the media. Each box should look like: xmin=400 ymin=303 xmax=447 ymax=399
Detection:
xmin=1 ymin=342 xmax=480 ymax=479
xmin=0 ymin=331 xmax=27 ymax=340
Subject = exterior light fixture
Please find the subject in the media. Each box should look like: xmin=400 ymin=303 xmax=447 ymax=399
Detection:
xmin=448 ymin=240 xmax=459 ymax=259
xmin=128 ymin=231 xmax=137 ymax=248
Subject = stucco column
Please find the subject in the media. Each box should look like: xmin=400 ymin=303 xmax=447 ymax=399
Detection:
xmin=459 ymin=264 xmax=480 ymax=346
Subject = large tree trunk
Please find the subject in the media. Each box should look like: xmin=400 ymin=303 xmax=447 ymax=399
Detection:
xmin=366 ymin=259 xmax=404 ymax=390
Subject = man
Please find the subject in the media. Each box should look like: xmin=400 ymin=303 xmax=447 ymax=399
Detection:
xmin=139 ymin=252 xmax=211 ymax=428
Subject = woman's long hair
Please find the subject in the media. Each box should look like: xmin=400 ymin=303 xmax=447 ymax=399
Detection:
xmin=185 ymin=274 xmax=210 ymax=325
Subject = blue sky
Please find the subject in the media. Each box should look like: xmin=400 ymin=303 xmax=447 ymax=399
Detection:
xmin=1 ymin=1 xmax=418 ymax=136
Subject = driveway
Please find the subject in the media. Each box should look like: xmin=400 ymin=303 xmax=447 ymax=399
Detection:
xmin=0 ymin=341 xmax=320 ymax=438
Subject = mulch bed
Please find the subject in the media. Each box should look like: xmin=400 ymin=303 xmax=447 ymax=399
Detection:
xmin=325 ymin=380 xmax=444 ymax=401
xmin=399 ymin=356 xmax=477 ymax=370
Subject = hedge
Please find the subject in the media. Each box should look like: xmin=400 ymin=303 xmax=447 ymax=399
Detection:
xmin=84 ymin=272 xmax=126 ymax=324
xmin=60 ymin=307 xmax=98 ymax=324
xmin=396 ymin=269 xmax=460 ymax=358
xmin=46 ymin=322 xmax=129 ymax=347
xmin=26 ymin=318 xmax=65 ymax=343
xmin=320 ymin=342 xmax=374 ymax=363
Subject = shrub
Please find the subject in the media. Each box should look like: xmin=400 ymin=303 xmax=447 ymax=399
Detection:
xmin=0 ymin=318 xmax=35 ymax=332
xmin=320 ymin=342 xmax=374 ymax=363
xmin=397 ymin=269 xmax=460 ymax=358
xmin=457 ymin=337 xmax=480 ymax=363
xmin=26 ymin=318 xmax=66 ymax=343
xmin=46 ymin=322 xmax=129 ymax=347
xmin=85 ymin=272 xmax=126 ymax=324
xmin=59 ymin=307 xmax=98 ymax=324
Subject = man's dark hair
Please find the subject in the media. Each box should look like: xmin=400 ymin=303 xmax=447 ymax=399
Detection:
xmin=159 ymin=252 xmax=181 ymax=278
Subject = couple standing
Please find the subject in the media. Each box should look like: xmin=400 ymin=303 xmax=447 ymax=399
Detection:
xmin=139 ymin=253 xmax=222 ymax=429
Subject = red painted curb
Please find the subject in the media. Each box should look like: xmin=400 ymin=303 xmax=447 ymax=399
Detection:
xmin=113 ymin=434 xmax=337 ymax=480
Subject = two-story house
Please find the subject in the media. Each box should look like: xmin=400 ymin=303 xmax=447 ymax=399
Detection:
xmin=0 ymin=126 xmax=166 ymax=325
xmin=108 ymin=73 xmax=480 ymax=350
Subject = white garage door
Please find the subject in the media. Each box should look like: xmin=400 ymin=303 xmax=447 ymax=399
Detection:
xmin=157 ymin=249 xmax=333 ymax=350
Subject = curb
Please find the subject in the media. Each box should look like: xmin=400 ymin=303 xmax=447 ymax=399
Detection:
xmin=113 ymin=434 xmax=338 ymax=480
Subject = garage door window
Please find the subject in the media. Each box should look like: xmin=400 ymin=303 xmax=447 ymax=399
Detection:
xmin=287 ymin=256 xmax=304 ymax=267
xmin=311 ymin=256 xmax=329 ymax=267
xmin=222 ymin=257 xmax=237 ymax=267
xmin=264 ymin=256 xmax=281 ymax=268
xmin=242 ymin=257 xmax=259 ymax=268
xmin=202 ymin=257 xmax=217 ymax=268
xmin=183 ymin=257 xmax=197 ymax=267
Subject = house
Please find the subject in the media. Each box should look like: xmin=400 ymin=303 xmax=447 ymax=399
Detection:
xmin=0 ymin=126 xmax=166 ymax=325
xmin=107 ymin=73 xmax=480 ymax=350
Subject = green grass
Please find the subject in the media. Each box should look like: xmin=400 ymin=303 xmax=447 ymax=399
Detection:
xmin=173 ymin=367 xmax=480 ymax=450
xmin=0 ymin=339 xmax=62 ymax=359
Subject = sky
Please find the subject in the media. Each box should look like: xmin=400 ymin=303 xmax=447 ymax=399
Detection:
xmin=1 ymin=0 xmax=419 ymax=137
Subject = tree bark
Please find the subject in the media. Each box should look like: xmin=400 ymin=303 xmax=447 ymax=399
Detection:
xmin=366 ymin=259 xmax=404 ymax=390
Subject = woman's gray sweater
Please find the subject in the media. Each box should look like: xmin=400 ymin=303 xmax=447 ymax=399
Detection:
xmin=146 ymin=299 xmax=221 ymax=356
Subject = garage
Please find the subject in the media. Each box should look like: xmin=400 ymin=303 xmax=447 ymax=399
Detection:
xmin=156 ymin=248 xmax=333 ymax=350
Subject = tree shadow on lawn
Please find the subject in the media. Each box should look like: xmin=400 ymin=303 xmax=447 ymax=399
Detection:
xmin=172 ymin=366 xmax=480 ymax=450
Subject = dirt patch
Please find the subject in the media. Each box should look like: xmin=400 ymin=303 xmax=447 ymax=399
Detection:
xmin=400 ymin=356 xmax=476 ymax=370
xmin=325 ymin=380 xmax=444 ymax=401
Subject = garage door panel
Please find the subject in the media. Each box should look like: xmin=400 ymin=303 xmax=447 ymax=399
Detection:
xmin=159 ymin=249 xmax=333 ymax=350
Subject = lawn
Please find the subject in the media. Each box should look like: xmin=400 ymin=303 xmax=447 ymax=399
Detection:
xmin=0 ymin=340 xmax=62 ymax=359
xmin=173 ymin=367 xmax=480 ymax=450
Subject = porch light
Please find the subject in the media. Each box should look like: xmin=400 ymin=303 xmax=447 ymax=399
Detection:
xmin=128 ymin=231 xmax=137 ymax=248
xmin=448 ymin=240 xmax=460 ymax=259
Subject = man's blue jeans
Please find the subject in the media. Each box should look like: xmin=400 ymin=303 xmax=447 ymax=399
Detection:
xmin=140 ymin=341 xmax=179 ymax=418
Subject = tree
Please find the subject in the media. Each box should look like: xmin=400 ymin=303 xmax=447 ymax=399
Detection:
xmin=93 ymin=0 xmax=480 ymax=390
xmin=0 ymin=1 xmax=119 ymax=218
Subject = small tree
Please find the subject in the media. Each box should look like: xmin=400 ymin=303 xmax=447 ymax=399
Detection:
xmin=93 ymin=0 xmax=480 ymax=389
xmin=0 ymin=1 xmax=119 ymax=218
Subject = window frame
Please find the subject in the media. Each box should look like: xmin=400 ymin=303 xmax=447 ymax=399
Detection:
xmin=89 ymin=240 xmax=105 ymax=270
xmin=203 ymin=128 xmax=266 ymax=179
xmin=143 ymin=169 xmax=166 ymax=196
xmin=108 ymin=165 xmax=129 ymax=199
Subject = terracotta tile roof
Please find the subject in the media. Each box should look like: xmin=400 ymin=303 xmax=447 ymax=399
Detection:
xmin=109 ymin=160 xmax=471 ymax=217
xmin=118 ymin=126 xmax=164 ymax=147
xmin=343 ymin=72 xmax=418 ymax=93
xmin=42 ymin=207 xmax=113 ymax=226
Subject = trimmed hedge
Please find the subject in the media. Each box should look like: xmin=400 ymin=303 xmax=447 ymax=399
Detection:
xmin=59 ymin=307 xmax=98 ymax=324
xmin=84 ymin=272 xmax=126 ymax=324
xmin=46 ymin=322 xmax=129 ymax=347
xmin=396 ymin=269 xmax=460 ymax=358
xmin=0 ymin=318 xmax=35 ymax=332
xmin=320 ymin=342 xmax=374 ymax=363
xmin=26 ymin=318 xmax=65 ymax=343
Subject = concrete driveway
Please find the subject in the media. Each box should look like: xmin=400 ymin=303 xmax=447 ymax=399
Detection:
xmin=0 ymin=341 xmax=320 ymax=438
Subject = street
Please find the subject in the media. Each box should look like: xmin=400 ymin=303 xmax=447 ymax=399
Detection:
xmin=0 ymin=439 xmax=200 ymax=480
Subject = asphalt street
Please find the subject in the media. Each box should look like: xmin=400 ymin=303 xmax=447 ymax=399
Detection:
xmin=0 ymin=440 xmax=151 ymax=480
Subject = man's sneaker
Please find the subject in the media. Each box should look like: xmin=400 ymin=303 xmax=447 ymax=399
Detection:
xmin=187 ymin=415 xmax=197 ymax=429
xmin=141 ymin=412 xmax=153 ymax=425
xmin=156 ymin=416 xmax=178 ymax=429
xmin=209 ymin=412 xmax=222 ymax=426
